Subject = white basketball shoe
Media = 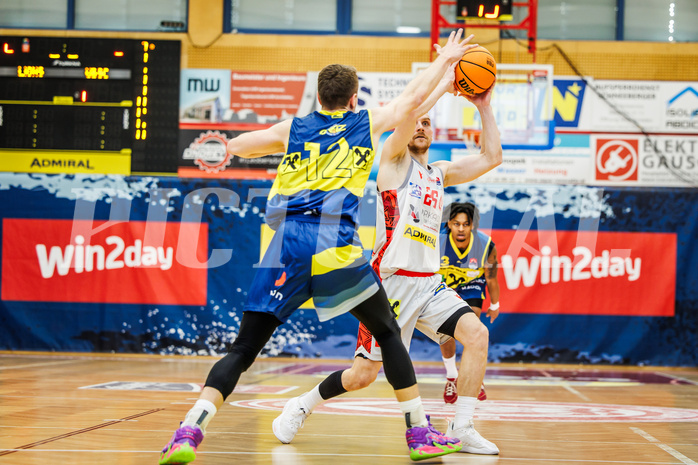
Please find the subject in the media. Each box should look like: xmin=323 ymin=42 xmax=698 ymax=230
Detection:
xmin=446 ymin=419 xmax=499 ymax=455
xmin=272 ymin=396 xmax=310 ymax=444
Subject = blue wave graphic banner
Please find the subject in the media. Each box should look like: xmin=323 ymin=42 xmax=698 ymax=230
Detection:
xmin=0 ymin=173 xmax=695 ymax=366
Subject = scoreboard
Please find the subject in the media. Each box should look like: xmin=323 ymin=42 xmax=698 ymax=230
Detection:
xmin=456 ymin=0 xmax=513 ymax=21
xmin=0 ymin=36 xmax=180 ymax=174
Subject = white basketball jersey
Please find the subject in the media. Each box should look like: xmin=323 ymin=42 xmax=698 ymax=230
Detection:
xmin=372 ymin=159 xmax=445 ymax=279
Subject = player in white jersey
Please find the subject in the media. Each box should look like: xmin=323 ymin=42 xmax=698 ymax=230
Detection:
xmin=272 ymin=59 xmax=503 ymax=455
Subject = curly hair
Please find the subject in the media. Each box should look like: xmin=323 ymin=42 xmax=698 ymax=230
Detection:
xmin=446 ymin=202 xmax=479 ymax=230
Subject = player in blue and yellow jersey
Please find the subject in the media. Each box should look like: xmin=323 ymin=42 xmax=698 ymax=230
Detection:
xmin=159 ymin=29 xmax=477 ymax=464
xmin=270 ymin=70 xmax=503 ymax=455
xmin=438 ymin=202 xmax=501 ymax=404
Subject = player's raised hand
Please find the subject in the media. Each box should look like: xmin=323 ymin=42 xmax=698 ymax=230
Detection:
xmin=463 ymin=82 xmax=495 ymax=108
xmin=433 ymin=29 xmax=478 ymax=63
xmin=441 ymin=62 xmax=459 ymax=96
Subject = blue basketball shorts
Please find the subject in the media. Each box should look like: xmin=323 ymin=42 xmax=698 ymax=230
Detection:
xmin=244 ymin=219 xmax=380 ymax=322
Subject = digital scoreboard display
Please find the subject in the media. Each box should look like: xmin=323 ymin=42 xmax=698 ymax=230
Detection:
xmin=456 ymin=0 xmax=513 ymax=21
xmin=0 ymin=36 xmax=180 ymax=173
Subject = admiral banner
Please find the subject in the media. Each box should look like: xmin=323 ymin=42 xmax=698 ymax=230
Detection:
xmin=494 ymin=229 xmax=676 ymax=316
xmin=0 ymin=150 xmax=131 ymax=175
xmin=1 ymin=219 xmax=208 ymax=305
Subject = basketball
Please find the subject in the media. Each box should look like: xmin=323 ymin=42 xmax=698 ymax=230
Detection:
xmin=454 ymin=46 xmax=497 ymax=96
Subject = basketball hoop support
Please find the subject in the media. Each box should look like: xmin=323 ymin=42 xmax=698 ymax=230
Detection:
xmin=430 ymin=0 xmax=538 ymax=61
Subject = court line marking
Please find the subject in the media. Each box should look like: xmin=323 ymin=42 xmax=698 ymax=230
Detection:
xmin=654 ymin=371 xmax=698 ymax=385
xmin=0 ymin=426 xmax=694 ymax=447
xmin=254 ymin=363 xmax=306 ymax=375
xmin=0 ymin=408 xmax=164 ymax=457
xmin=561 ymin=383 xmax=592 ymax=402
xmin=0 ymin=394 xmax=176 ymax=403
xmin=0 ymin=360 xmax=79 ymax=370
xmin=0 ymin=449 xmax=683 ymax=463
xmin=631 ymin=427 xmax=697 ymax=465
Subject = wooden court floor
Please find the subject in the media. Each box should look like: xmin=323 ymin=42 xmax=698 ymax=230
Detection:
xmin=1 ymin=352 xmax=697 ymax=465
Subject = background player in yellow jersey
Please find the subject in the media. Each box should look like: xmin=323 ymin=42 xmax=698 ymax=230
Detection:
xmin=438 ymin=202 xmax=501 ymax=404
xmin=159 ymin=30 xmax=476 ymax=464
xmin=271 ymin=49 xmax=502 ymax=455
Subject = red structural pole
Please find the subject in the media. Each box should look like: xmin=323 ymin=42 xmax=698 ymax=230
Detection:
xmin=430 ymin=0 xmax=538 ymax=61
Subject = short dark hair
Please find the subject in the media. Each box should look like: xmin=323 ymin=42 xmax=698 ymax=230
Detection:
xmin=446 ymin=202 xmax=479 ymax=230
xmin=317 ymin=64 xmax=359 ymax=110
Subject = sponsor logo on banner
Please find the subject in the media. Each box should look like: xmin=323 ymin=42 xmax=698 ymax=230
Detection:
xmin=641 ymin=136 xmax=698 ymax=185
xmin=666 ymin=87 xmax=698 ymax=130
xmin=595 ymin=138 xmax=639 ymax=182
xmin=553 ymin=79 xmax=586 ymax=128
xmin=1 ymin=219 xmax=208 ymax=305
xmin=182 ymin=130 xmax=232 ymax=173
xmin=230 ymin=72 xmax=308 ymax=121
xmin=180 ymin=69 xmax=231 ymax=123
xmin=495 ymin=229 xmax=676 ymax=316
xmin=0 ymin=151 xmax=131 ymax=175
xmin=591 ymin=134 xmax=698 ymax=187
xmin=357 ymin=73 xmax=411 ymax=108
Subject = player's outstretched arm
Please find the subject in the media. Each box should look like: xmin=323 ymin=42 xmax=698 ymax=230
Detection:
xmin=379 ymin=62 xmax=458 ymax=166
xmin=434 ymin=84 xmax=502 ymax=186
xmin=226 ymin=119 xmax=293 ymax=159
xmin=371 ymin=29 xmax=476 ymax=138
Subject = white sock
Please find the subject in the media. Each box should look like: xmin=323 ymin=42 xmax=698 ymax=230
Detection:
xmin=399 ymin=396 xmax=428 ymax=427
xmin=454 ymin=396 xmax=477 ymax=429
xmin=298 ymin=385 xmax=324 ymax=412
xmin=442 ymin=355 xmax=459 ymax=379
xmin=182 ymin=399 xmax=217 ymax=433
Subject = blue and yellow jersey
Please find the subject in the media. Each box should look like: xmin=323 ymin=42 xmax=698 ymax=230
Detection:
xmin=438 ymin=230 xmax=493 ymax=300
xmin=266 ymin=109 xmax=375 ymax=230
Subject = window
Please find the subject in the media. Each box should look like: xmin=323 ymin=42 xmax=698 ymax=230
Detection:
xmin=0 ymin=0 xmax=68 ymax=28
xmin=0 ymin=0 xmax=186 ymax=31
xmin=75 ymin=0 xmax=187 ymax=31
xmin=536 ymin=0 xmax=616 ymax=40
xmin=624 ymin=0 xmax=698 ymax=42
xmin=352 ymin=0 xmax=430 ymax=34
xmin=231 ymin=0 xmax=336 ymax=32
xmin=3 ymin=0 xmax=698 ymax=42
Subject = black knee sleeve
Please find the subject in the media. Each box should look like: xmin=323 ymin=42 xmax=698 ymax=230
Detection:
xmin=318 ymin=369 xmax=347 ymax=400
xmin=204 ymin=350 xmax=248 ymax=399
xmin=351 ymin=287 xmax=417 ymax=391
xmin=204 ymin=311 xmax=281 ymax=400
xmin=372 ymin=326 xmax=416 ymax=390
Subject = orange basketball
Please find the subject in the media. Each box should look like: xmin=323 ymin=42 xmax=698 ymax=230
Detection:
xmin=454 ymin=46 xmax=497 ymax=96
